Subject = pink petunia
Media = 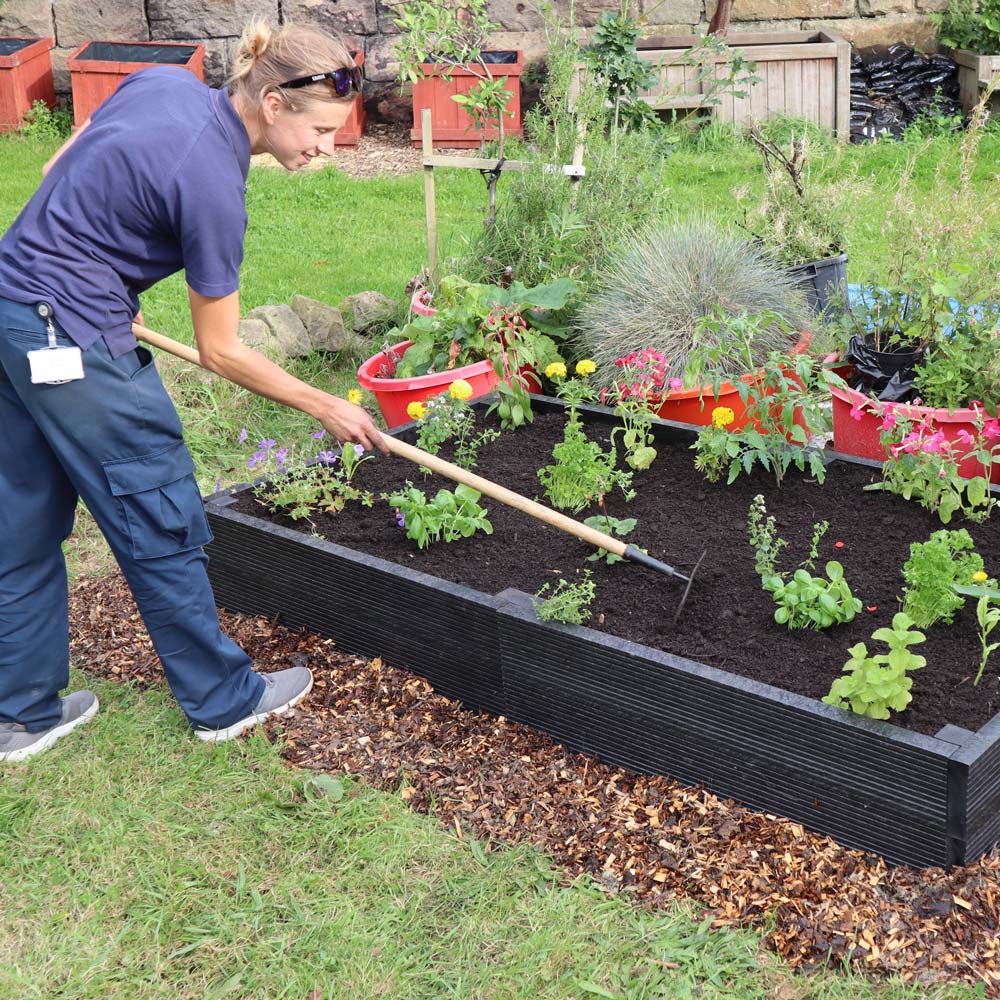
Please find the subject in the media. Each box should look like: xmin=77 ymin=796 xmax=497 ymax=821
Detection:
xmin=668 ymin=378 xmax=683 ymax=391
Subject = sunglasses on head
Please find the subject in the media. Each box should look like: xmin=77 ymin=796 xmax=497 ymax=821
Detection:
xmin=279 ymin=66 xmax=363 ymax=97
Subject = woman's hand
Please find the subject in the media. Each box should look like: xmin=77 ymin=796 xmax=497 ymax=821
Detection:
xmin=317 ymin=394 xmax=388 ymax=454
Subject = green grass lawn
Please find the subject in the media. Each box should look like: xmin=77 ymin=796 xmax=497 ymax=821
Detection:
xmin=0 ymin=125 xmax=993 ymax=999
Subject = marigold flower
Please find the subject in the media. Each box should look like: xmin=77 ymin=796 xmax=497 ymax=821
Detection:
xmin=544 ymin=362 xmax=567 ymax=380
xmin=576 ymin=359 xmax=597 ymax=377
xmin=449 ymin=379 xmax=474 ymax=400
xmin=974 ymin=571 xmax=989 ymax=583
xmin=406 ymin=400 xmax=427 ymax=420
xmin=712 ymin=406 xmax=735 ymax=428
xmin=347 ymin=388 xmax=364 ymax=406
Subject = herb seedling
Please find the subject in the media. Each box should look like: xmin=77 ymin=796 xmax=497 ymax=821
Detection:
xmin=582 ymin=514 xmax=637 ymax=564
xmin=823 ymin=613 xmax=927 ymax=720
xmin=385 ymin=482 xmax=493 ymax=549
xmin=409 ymin=381 xmax=499 ymax=471
xmin=533 ymin=571 xmax=596 ymax=625
xmin=901 ymin=528 xmax=984 ymax=629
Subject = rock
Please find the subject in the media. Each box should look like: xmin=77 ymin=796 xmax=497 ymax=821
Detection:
xmin=282 ymin=0 xmax=378 ymax=39
xmin=147 ymin=0 xmax=264 ymax=39
xmin=0 ymin=0 xmax=55 ymax=35
xmin=54 ymin=0 xmax=148 ymax=47
xmin=803 ymin=14 xmax=938 ymax=51
xmin=290 ymin=295 xmax=351 ymax=353
xmin=338 ymin=291 xmax=398 ymax=334
xmin=246 ymin=304 xmax=313 ymax=358
xmin=238 ymin=318 xmax=270 ymax=349
xmin=732 ymin=0 xmax=853 ymax=17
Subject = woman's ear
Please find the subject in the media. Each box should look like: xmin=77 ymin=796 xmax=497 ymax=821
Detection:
xmin=262 ymin=91 xmax=283 ymax=125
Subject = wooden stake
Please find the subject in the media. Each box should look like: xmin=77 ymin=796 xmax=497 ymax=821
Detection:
xmin=421 ymin=108 xmax=439 ymax=287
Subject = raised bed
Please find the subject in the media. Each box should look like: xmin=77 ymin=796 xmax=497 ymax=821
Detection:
xmin=0 ymin=36 xmax=56 ymax=133
xmin=636 ymin=30 xmax=851 ymax=138
xmin=204 ymin=399 xmax=1000 ymax=867
xmin=951 ymin=48 xmax=1000 ymax=115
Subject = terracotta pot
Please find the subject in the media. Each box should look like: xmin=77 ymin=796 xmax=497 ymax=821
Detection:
xmin=830 ymin=383 xmax=1000 ymax=484
xmin=67 ymin=41 xmax=204 ymax=127
xmin=0 ymin=37 xmax=56 ymax=133
xmin=410 ymin=51 xmax=523 ymax=148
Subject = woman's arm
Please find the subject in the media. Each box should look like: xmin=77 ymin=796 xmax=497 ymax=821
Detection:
xmin=187 ymin=287 xmax=387 ymax=453
xmin=42 ymin=117 xmax=91 ymax=176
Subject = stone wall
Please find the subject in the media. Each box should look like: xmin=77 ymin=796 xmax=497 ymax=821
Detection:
xmin=0 ymin=0 xmax=946 ymax=118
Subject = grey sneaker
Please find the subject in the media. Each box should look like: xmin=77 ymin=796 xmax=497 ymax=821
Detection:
xmin=0 ymin=691 xmax=99 ymax=762
xmin=195 ymin=667 xmax=313 ymax=743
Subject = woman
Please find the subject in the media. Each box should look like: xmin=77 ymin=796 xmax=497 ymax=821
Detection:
xmin=0 ymin=20 xmax=386 ymax=760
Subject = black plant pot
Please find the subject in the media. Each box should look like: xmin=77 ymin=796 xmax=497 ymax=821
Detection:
xmin=845 ymin=333 xmax=924 ymax=401
xmin=786 ymin=251 xmax=849 ymax=315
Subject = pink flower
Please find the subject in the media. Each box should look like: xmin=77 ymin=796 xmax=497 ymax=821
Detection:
xmin=668 ymin=378 xmax=683 ymax=391
xmin=881 ymin=411 xmax=897 ymax=431
xmin=983 ymin=419 xmax=1000 ymax=440
xmin=849 ymin=400 xmax=865 ymax=422
xmin=956 ymin=429 xmax=975 ymax=445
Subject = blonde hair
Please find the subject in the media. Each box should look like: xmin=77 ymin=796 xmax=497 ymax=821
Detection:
xmin=228 ymin=20 xmax=357 ymax=110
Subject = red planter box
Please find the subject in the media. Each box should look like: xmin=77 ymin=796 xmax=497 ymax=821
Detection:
xmin=67 ymin=41 xmax=205 ymax=127
xmin=335 ymin=49 xmax=367 ymax=148
xmin=830 ymin=382 xmax=1000 ymax=483
xmin=0 ymin=37 xmax=56 ymax=133
xmin=410 ymin=51 xmax=523 ymax=148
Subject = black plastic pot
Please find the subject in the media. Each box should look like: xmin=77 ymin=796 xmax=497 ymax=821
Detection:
xmin=846 ymin=333 xmax=924 ymax=401
xmin=786 ymin=251 xmax=849 ymax=315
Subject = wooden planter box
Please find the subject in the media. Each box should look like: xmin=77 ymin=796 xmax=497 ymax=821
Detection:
xmin=410 ymin=50 xmax=523 ymax=149
xmin=636 ymin=30 xmax=851 ymax=139
xmin=335 ymin=49 xmax=367 ymax=148
xmin=951 ymin=48 xmax=1000 ymax=114
xmin=203 ymin=400 xmax=1000 ymax=869
xmin=67 ymin=40 xmax=205 ymax=127
xmin=0 ymin=36 xmax=56 ymax=133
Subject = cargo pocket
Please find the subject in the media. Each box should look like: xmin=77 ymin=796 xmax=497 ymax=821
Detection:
xmin=103 ymin=443 xmax=213 ymax=559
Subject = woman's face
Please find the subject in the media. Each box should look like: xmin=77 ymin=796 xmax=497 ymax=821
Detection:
xmin=261 ymin=98 xmax=352 ymax=170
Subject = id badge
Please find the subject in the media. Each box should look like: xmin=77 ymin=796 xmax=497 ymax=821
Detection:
xmin=28 ymin=346 xmax=85 ymax=385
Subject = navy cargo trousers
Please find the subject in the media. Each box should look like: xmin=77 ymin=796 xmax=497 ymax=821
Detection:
xmin=0 ymin=296 xmax=263 ymax=732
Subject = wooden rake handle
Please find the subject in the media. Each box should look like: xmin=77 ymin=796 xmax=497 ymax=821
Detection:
xmin=132 ymin=322 xmax=691 ymax=582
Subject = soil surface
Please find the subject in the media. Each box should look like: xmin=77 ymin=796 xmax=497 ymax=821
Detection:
xmin=230 ymin=408 xmax=1000 ymax=737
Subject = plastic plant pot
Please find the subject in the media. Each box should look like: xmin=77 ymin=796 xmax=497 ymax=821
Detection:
xmin=0 ymin=37 xmax=56 ymax=133
xmin=67 ymin=41 xmax=205 ymax=126
xmin=357 ymin=341 xmax=499 ymax=429
xmin=830 ymin=383 xmax=1000 ymax=484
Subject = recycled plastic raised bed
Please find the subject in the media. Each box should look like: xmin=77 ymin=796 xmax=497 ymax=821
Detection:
xmin=203 ymin=398 xmax=1000 ymax=868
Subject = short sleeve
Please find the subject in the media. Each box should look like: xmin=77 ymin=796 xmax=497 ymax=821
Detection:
xmin=166 ymin=130 xmax=248 ymax=297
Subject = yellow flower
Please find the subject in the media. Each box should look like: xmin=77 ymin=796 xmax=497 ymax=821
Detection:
xmin=406 ymin=400 xmax=427 ymax=421
xmin=347 ymin=388 xmax=364 ymax=406
xmin=973 ymin=570 xmax=989 ymax=583
xmin=545 ymin=362 xmax=568 ymax=379
xmin=576 ymin=359 xmax=597 ymax=377
xmin=449 ymin=379 xmax=474 ymax=401
xmin=712 ymin=406 xmax=735 ymax=428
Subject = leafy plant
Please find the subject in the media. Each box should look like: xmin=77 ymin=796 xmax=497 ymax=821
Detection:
xmin=604 ymin=350 xmax=663 ymax=470
xmin=575 ymin=217 xmax=813 ymax=385
xmin=246 ymin=434 xmax=373 ymax=522
xmin=933 ymin=0 xmax=1000 ymax=53
xmin=384 ymin=482 xmax=493 ymax=549
xmin=582 ymin=514 xmax=637 ymax=564
xmin=865 ymin=406 xmax=999 ymax=523
xmin=17 ymin=100 xmax=72 ymax=140
xmin=954 ymin=581 xmax=1000 ymax=684
xmin=533 ymin=571 xmax=596 ymax=624
xmin=746 ymin=495 xmax=861 ymax=630
xmin=823 ymin=613 xmax=927 ymax=721
xmin=408 ymin=381 xmax=499 ymax=471
xmin=901 ymin=528 xmax=985 ymax=628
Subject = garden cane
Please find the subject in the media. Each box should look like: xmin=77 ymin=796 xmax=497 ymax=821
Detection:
xmin=132 ymin=322 xmax=703 ymax=609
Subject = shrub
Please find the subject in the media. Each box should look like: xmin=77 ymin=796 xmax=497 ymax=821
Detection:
xmin=573 ymin=216 xmax=813 ymax=383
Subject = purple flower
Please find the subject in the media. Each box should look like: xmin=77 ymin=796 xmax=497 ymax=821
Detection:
xmin=312 ymin=429 xmax=327 ymax=440
xmin=395 ymin=511 xmax=405 ymax=528
xmin=214 ymin=477 xmax=222 ymax=494
xmin=316 ymin=450 xmax=336 ymax=465
xmin=353 ymin=443 xmax=365 ymax=456
xmin=258 ymin=438 xmax=277 ymax=451
xmin=238 ymin=427 xmax=247 ymax=445
xmin=248 ymin=451 xmax=266 ymax=470
xmin=275 ymin=447 xmax=289 ymax=471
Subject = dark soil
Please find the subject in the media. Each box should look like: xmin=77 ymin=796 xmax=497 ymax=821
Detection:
xmin=230 ymin=408 xmax=1000 ymax=737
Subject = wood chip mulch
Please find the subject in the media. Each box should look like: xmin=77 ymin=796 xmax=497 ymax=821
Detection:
xmin=69 ymin=571 xmax=1000 ymax=995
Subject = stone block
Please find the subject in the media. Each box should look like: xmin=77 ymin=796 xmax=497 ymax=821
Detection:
xmin=54 ymin=0 xmax=148 ymax=48
xmin=0 ymin=0 xmax=55 ymax=37
xmin=485 ymin=30 xmax=544 ymax=62
xmin=246 ymin=304 xmax=312 ymax=358
xmin=198 ymin=37 xmax=236 ymax=87
xmin=50 ymin=48 xmax=71 ymax=98
xmin=727 ymin=20 xmax=806 ymax=32
xmin=915 ymin=0 xmax=949 ymax=10
xmin=859 ymin=0 xmax=914 ymax=14
xmin=282 ymin=0 xmax=378 ymax=39
xmin=147 ymin=0 xmax=273 ymax=40
xmin=804 ymin=14 xmax=938 ymax=50
xmin=337 ymin=291 xmax=398 ymax=334
xmin=489 ymin=0 xmax=547 ymax=33
xmin=238 ymin=318 xmax=270 ymax=349
xmin=365 ymin=34 xmax=402 ymax=84
xmin=551 ymin=0 xmax=612 ymax=28
xmin=374 ymin=0 xmax=402 ymax=35
xmin=732 ymin=0 xmax=852 ymax=18
xmin=290 ymin=295 xmax=351 ymax=353
xmin=639 ymin=0 xmax=703 ymax=26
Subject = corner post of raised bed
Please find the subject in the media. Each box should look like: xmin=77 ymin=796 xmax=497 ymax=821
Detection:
xmin=421 ymin=107 xmax=439 ymax=287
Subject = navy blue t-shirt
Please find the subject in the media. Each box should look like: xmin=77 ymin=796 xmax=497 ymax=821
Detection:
xmin=0 ymin=66 xmax=250 ymax=358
